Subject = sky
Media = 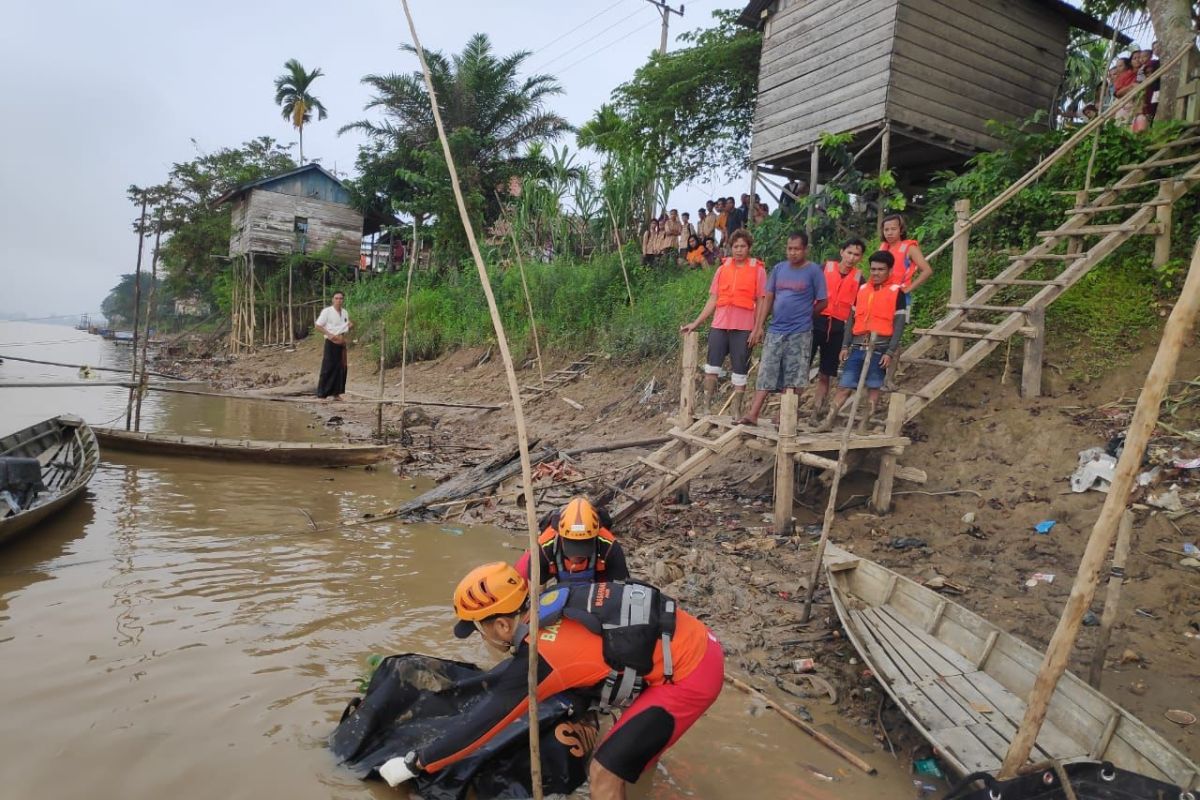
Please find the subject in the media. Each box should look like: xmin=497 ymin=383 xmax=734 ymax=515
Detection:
xmin=0 ymin=0 xmax=743 ymax=319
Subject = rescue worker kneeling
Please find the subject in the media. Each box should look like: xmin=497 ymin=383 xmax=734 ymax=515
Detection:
xmin=516 ymin=496 xmax=630 ymax=587
xmin=378 ymin=562 xmax=725 ymax=800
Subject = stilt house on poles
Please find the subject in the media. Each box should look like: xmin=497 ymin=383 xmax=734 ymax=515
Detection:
xmin=213 ymin=163 xmax=365 ymax=352
xmin=737 ymin=0 xmax=1128 ymax=185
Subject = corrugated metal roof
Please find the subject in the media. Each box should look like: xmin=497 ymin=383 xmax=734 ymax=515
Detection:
xmin=212 ymin=163 xmax=350 ymax=208
xmin=736 ymin=0 xmax=1131 ymax=44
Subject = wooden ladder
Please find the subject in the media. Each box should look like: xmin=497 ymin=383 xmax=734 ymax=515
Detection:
xmin=611 ymin=416 xmax=749 ymax=524
xmin=897 ymin=140 xmax=1200 ymax=423
xmin=519 ymin=351 xmax=605 ymax=402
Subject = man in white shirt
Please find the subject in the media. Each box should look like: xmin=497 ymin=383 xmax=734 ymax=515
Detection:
xmin=315 ymin=291 xmax=353 ymax=400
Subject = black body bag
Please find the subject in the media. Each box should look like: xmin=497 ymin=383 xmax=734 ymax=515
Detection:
xmin=329 ymin=653 xmax=595 ymax=800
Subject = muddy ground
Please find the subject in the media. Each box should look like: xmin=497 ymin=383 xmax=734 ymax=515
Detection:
xmin=159 ymin=329 xmax=1200 ymax=770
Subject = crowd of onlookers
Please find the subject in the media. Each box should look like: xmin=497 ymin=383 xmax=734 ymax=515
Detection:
xmin=1079 ymin=41 xmax=1161 ymax=133
xmin=641 ymin=195 xmax=772 ymax=267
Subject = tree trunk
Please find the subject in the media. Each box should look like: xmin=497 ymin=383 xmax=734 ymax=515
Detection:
xmin=299 ymin=124 xmax=305 ymax=164
xmin=1147 ymin=0 xmax=1197 ymax=120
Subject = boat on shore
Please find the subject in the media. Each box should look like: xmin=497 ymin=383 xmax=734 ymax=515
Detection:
xmin=824 ymin=544 xmax=1199 ymax=791
xmin=93 ymin=427 xmax=393 ymax=466
xmin=0 ymin=415 xmax=99 ymax=545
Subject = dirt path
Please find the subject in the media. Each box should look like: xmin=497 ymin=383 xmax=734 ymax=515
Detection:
xmin=158 ymin=330 xmax=1200 ymax=769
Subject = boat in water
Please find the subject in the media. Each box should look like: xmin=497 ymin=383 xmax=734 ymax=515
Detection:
xmin=823 ymin=544 xmax=1199 ymax=792
xmin=0 ymin=415 xmax=99 ymax=545
xmin=93 ymin=427 xmax=393 ymax=466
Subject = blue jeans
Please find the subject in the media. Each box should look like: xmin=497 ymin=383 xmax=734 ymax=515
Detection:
xmin=838 ymin=347 xmax=887 ymax=390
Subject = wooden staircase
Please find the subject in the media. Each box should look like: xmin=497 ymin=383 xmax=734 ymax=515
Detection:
xmin=897 ymin=136 xmax=1200 ymax=422
xmin=519 ymin=352 xmax=604 ymax=402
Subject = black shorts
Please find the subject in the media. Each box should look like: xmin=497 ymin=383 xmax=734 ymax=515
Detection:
xmin=705 ymin=328 xmax=751 ymax=378
xmin=811 ymin=319 xmax=845 ymax=378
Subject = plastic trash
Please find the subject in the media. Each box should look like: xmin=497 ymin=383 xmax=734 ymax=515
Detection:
xmin=1072 ymin=447 xmax=1116 ymax=493
xmin=1025 ymin=572 xmax=1055 ymax=587
xmin=1083 ymin=610 xmax=1100 ymax=626
xmin=1182 ymin=543 xmax=1198 ymax=556
xmin=1034 ymin=520 xmax=1056 ymax=534
xmin=913 ymin=758 xmax=945 ymax=779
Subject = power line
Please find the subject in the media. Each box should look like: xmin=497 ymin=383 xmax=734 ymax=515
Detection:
xmin=528 ymin=0 xmax=632 ymax=60
xmin=531 ymin=4 xmax=654 ymax=72
xmin=555 ymin=16 xmax=661 ymax=76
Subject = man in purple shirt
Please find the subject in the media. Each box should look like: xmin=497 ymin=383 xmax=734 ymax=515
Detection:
xmin=738 ymin=232 xmax=826 ymax=426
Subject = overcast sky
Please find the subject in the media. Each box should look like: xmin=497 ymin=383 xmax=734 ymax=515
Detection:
xmin=0 ymin=0 xmax=744 ymax=319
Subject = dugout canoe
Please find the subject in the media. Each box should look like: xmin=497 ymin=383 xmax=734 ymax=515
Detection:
xmin=823 ymin=544 xmax=1200 ymax=791
xmin=93 ymin=427 xmax=392 ymax=466
xmin=0 ymin=415 xmax=99 ymax=545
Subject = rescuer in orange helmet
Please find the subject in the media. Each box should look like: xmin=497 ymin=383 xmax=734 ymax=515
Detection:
xmin=515 ymin=496 xmax=629 ymax=587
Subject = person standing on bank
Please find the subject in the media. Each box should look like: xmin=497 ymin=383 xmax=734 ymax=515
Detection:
xmin=315 ymin=291 xmax=353 ymax=401
xmin=810 ymin=238 xmax=865 ymax=423
xmin=680 ymin=229 xmax=768 ymax=419
xmin=736 ymin=232 xmax=826 ymax=427
xmin=878 ymin=214 xmax=933 ymax=313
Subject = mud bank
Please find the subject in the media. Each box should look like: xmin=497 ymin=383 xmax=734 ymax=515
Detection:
xmin=159 ymin=331 xmax=1200 ymax=770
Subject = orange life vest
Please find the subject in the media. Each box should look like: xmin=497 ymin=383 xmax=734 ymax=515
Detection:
xmin=880 ymin=239 xmax=919 ymax=286
xmin=821 ymin=261 xmax=861 ymax=322
xmin=536 ymin=525 xmax=617 ymax=580
xmin=715 ymin=258 xmax=762 ymax=310
xmin=851 ymin=281 xmax=902 ymax=337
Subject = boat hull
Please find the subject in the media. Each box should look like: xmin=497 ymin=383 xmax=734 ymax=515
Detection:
xmin=93 ymin=427 xmax=392 ymax=466
xmin=0 ymin=416 xmax=98 ymax=546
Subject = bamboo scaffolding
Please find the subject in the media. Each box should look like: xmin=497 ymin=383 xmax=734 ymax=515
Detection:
xmin=1000 ymin=236 xmax=1200 ymax=775
xmin=398 ymin=3 xmax=545 ymax=794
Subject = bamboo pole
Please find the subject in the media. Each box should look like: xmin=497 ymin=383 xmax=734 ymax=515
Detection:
xmin=125 ymin=197 xmax=148 ymax=431
xmin=604 ymin=198 xmax=635 ymax=306
xmin=801 ymin=334 xmax=877 ymax=623
xmin=876 ymin=124 xmax=890 ymax=232
xmin=134 ymin=217 xmax=163 ymax=432
xmin=398 ymin=229 xmax=417 ymax=439
xmin=1000 ymin=236 xmax=1200 ymax=776
xmin=0 ymin=354 xmax=182 ymax=380
xmin=1087 ymin=509 xmax=1134 ymax=688
xmin=925 ymin=46 xmax=1192 ymax=264
xmin=498 ymin=198 xmax=545 ymax=387
xmin=724 ymin=676 xmax=875 ymax=774
xmin=398 ymin=4 xmax=544 ymax=795
xmin=376 ymin=326 xmax=387 ymax=441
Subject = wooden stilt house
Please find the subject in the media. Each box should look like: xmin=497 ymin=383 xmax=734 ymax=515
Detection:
xmin=213 ymin=163 xmax=366 ymax=352
xmin=737 ymin=0 xmax=1127 ymax=183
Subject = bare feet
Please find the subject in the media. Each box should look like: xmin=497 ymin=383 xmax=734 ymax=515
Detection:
xmin=735 ymin=416 xmax=758 ymax=427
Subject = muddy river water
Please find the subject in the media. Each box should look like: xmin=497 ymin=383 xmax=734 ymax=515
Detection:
xmin=0 ymin=323 xmax=912 ymax=799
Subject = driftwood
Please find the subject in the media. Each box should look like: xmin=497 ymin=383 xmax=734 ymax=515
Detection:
xmin=392 ymin=442 xmax=558 ymax=519
xmin=561 ymin=436 xmax=670 ymax=456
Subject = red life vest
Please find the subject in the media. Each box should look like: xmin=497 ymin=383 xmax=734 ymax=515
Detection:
xmin=851 ymin=282 xmax=902 ymax=337
xmin=821 ymin=261 xmax=861 ymax=322
xmin=715 ymin=258 xmax=763 ymax=311
xmin=880 ymin=239 xmax=919 ymax=287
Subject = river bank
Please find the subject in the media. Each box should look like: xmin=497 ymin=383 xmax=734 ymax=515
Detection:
xmin=157 ymin=330 xmax=1200 ymax=772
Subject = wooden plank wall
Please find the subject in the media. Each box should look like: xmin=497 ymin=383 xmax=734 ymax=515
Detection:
xmin=888 ymin=0 xmax=1068 ymax=151
xmin=230 ymin=190 xmax=362 ymax=265
xmin=750 ymin=0 xmax=896 ymax=165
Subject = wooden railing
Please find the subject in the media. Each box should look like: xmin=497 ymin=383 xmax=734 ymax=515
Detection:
xmin=923 ymin=45 xmax=1195 ymax=264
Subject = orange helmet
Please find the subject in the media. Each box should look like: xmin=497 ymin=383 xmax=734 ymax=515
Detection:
xmin=452 ymin=562 xmax=528 ymax=639
xmin=557 ymin=496 xmax=601 ymax=542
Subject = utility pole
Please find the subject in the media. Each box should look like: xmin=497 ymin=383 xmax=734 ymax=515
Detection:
xmin=644 ymin=0 xmax=684 ymax=55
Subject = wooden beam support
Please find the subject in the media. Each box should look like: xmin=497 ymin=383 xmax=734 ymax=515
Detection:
xmin=773 ymin=393 xmax=798 ymax=534
xmin=869 ymin=393 xmax=906 ymax=513
xmin=1154 ymin=200 xmax=1173 ymax=268
xmin=675 ymin=330 xmax=699 ymax=504
xmin=949 ymin=198 xmax=970 ymax=362
xmin=1021 ymin=307 xmax=1045 ymax=398
xmin=1087 ymin=509 xmax=1134 ymax=688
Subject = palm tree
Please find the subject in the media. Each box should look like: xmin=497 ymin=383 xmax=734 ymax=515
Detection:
xmin=340 ymin=34 xmax=571 ymax=253
xmin=274 ymin=59 xmax=328 ymax=164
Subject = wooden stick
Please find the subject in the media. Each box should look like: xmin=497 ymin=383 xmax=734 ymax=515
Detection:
xmin=376 ymin=326 xmax=387 ymax=441
xmin=802 ymin=334 xmax=877 ymax=623
xmin=0 ymin=354 xmax=183 ymax=380
xmin=562 ymin=436 xmax=671 ymax=456
xmin=135 ymin=218 xmax=163 ymax=432
xmin=398 ymin=228 xmax=417 ymax=440
xmin=604 ymin=197 xmax=635 ymax=307
xmin=501 ymin=201 xmax=545 ymax=387
xmin=398 ymin=3 xmax=544 ymax=795
xmin=1087 ymin=509 xmax=1134 ymax=688
xmin=125 ymin=196 xmax=148 ymax=431
xmin=1000 ymin=236 xmax=1200 ymax=776
xmin=724 ymin=675 xmax=876 ymax=774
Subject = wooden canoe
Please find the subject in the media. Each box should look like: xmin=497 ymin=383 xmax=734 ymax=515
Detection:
xmin=93 ymin=427 xmax=393 ymax=466
xmin=0 ymin=415 xmax=99 ymax=545
xmin=824 ymin=544 xmax=1200 ymax=790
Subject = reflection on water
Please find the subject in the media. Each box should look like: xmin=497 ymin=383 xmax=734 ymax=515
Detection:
xmin=0 ymin=324 xmax=910 ymax=799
